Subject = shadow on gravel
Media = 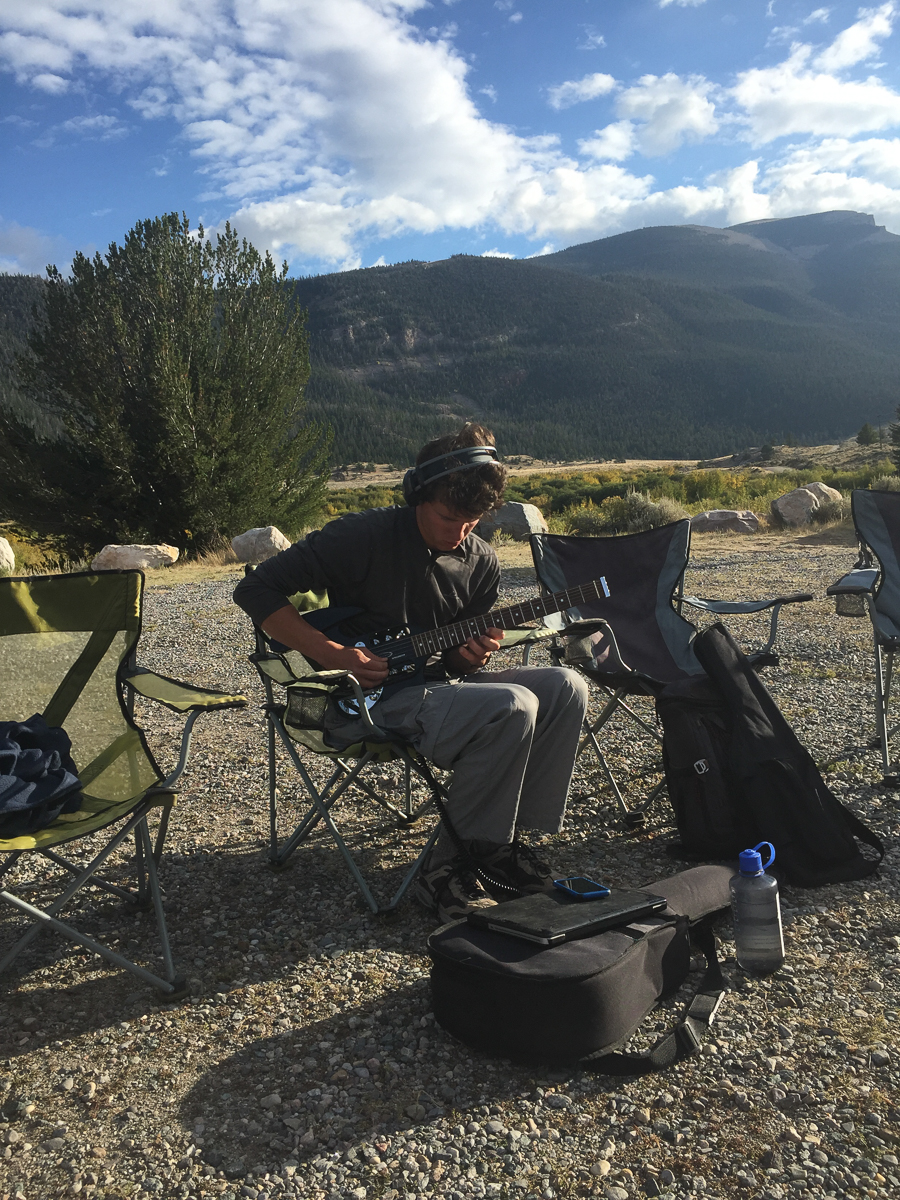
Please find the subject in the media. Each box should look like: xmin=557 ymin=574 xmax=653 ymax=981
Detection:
xmin=177 ymin=982 xmax=553 ymax=1180
xmin=0 ymin=836 xmax=443 ymax=1054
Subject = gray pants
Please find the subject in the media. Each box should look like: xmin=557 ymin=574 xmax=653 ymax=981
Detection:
xmin=328 ymin=666 xmax=589 ymax=853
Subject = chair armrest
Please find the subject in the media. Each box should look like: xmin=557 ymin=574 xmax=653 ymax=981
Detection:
xmin=826 ymin=569 xmax=878 ymax=596
xmin=124 ymin=668 xmax=247 ymax=713
xmin=682 ymin=592 xmax=814 ymax=614
xmin=498 ymin=626 xmax=558 ymax=647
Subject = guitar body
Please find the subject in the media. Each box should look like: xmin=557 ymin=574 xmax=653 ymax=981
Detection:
xmin=301 ymin=606 xmax=429 ymax=690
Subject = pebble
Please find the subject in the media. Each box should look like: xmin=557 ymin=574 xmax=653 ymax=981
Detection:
xmin=2 ymin=558 xmax=899 ymax=1200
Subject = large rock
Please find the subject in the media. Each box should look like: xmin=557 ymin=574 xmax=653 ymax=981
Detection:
xmin=91 ymin=543 xmax=179 ymax=571
xmin=803 ymin=481 xmax=843 ymax=505
xmin=231 ymin=525 xmax=291 ymax=563
xmin=690 ymin=509 xmax=760 ymax=534
xmin=476 ymin=502 xmax=548 ymax=542
xmin=771 ymin=487 xmax=819 ymax=526
xmin=0 ymin=537 xmax=14 ymax=574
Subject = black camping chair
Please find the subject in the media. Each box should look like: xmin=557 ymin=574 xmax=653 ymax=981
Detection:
xmin=530 ymin=523 xmax=813 ymax=822
xmin=827 ymin=488 xmax=900 ymax=785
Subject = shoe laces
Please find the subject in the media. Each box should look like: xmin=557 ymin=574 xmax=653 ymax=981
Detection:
xmin=514 ymin=839 xmax=550 ymax=875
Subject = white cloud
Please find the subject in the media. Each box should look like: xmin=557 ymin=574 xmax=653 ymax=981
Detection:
xmin=32 ymin=71 xmax=69 ymax=93
xmin=481 ymin=247 xmax=515 ymax=257
xmin=616 ymin=74 xmax=719 ymax=155
xmin=733 ymin=43 xmax=900 ymax=142
xmin=1 ymin=0 xmax=900 ymax=267
xmin=658 ymin=0 xmax=708 ymax=8
xmin=815 ymin=2 xmax=895 ymax=70
xmin=508 ymin=12 xmax=523 ymax=23
xmin=0 ymin=217 xmax=70 ymax=274
xmin=579 ymin=121 xmax=636 ymax=162
xmin=547 ymin=72 xmax=617 ymax=111
xmin=803 ymin=8 xmax=832 ymax=24
xmin=577 ymin=27 xmax=606 ymax=50
xmin=480 ymin=85 xmax=497 ymax=102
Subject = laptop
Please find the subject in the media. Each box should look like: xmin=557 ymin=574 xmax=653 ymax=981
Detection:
xmin=467 ymin=888 xmax=669 ymax=946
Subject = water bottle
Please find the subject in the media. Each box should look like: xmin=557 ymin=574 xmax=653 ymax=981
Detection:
xmin=730 ymin=841 xmax=785 ymax=975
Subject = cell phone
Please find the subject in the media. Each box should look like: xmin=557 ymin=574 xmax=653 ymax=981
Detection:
xmin=552 ymin=876 xmax=611 ymax=900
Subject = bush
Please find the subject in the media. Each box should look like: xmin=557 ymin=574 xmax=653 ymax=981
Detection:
xmin=870 ymin=475 xmax=900 ymax=492
xmin=811 ymin=498 xmax=846 ymax=524
xmin=564 ymin=490 xmax=689 ymax=535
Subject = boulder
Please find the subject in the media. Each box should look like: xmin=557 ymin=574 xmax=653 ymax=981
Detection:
xmin=803 ymin=481 xmax=843 ymax=505
xmin=476 ymin=502 xmax=548 ymax=542
xmin=231 ymin=525 xmax=291 ymax=563
xmin=771 ymin=487 xmax=819 ymax=526
xmin=690 ymin=509 xmax=760 ymax=534
xmin=91 ymin=543 xmax=179 ymax=571
xmin=0 ymin=537 xmax=14 ymax=574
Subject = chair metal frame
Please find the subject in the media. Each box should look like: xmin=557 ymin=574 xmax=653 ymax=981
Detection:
xmin=250 ymin=630 xmax=443 ymax=915
xmin=0 ymin=570 xmax=247 ymax=998
xmin=827 ymin=488 xmax=900 ymax=785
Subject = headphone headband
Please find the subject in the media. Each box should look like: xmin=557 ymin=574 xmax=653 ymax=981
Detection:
xmin=402 ymin=445 xmax=500 ymax=506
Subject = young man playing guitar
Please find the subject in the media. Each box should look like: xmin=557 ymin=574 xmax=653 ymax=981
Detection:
xmin=234 ymin=424 xmax=589 ymax=924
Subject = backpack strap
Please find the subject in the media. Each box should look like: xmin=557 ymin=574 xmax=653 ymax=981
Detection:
xmin=582 ymin=915 xmax=726 ymax=1076
xmin=837 ymin=799 xmax=885 ymax=867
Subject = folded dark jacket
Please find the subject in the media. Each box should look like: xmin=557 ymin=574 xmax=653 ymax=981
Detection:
xmin=0 ymin=714 xmax=83 ymax=837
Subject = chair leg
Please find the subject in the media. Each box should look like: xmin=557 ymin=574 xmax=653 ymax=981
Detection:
xmin=266 ymin=719 xmax=439 ymax=913
xmin=578 ymin=687 xmax=664 ymax=817
xmin=0 ymin=806 xmax=186 ymax=996
xmin=381 ymin=822 xmax=441 ymax=913
xmin=874 ymin=641 xmax=899 ymax=784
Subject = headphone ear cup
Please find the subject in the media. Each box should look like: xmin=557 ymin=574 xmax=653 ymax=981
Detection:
xmin=402 ymin=468 xmax=419 ymax=506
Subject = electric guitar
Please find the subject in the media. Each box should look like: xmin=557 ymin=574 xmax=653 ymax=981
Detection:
xmin=301 ymin=576 xmax=610 ymax=712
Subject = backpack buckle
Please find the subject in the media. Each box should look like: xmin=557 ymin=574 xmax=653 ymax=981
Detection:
xmin=693 ymin=758 xmax=710 ymax=775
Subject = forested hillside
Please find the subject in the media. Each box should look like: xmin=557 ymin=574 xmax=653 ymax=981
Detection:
xmin=295 ymin=209 xmax=900 ymax=462
xmin=2 ymin=210 xmax=898 ymax=465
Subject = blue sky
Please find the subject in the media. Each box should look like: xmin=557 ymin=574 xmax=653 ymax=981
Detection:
xmin=2 ymin=1 xmax=900 ymax=275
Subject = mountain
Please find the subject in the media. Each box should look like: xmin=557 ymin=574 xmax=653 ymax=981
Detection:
xmin=294 ymin=210 xmax=900 ymax=462
xmin=2 ymin=211 xmax=898 ymax=465
xmin=533 ymin=209 xmax=900 ymax=326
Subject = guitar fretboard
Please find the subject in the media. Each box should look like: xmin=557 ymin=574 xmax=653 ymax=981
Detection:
xmin=408 ymin=577 xmax=609 ymax=659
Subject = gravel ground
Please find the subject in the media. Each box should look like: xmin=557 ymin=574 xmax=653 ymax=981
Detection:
xmin=2 ymin=538 xmax=899 ymax=1200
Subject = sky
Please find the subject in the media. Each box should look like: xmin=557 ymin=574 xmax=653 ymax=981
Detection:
xmin=2 ymin=0 xmax=900 ymax=276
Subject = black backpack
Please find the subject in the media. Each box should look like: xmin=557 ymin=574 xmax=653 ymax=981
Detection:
xmin=656 ymin=623 xmax=883 ymax=886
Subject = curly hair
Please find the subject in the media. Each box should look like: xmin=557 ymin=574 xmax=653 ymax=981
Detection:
xmin=414 ymin=423 xmax=507 ymax=516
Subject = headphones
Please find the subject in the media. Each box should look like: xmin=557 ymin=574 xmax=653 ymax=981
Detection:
xmin=402 ymin=445 xmax=500 ymax=506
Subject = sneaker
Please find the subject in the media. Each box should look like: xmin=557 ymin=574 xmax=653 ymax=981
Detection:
xmin=413 ymin=855 xmax=498 ymax=925
xmin=480 ymin=838 xmax=556 ymax=897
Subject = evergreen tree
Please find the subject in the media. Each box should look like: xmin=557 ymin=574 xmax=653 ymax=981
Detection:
xmin=856 ymin=422 xmax=878 ymax=445
xmin=1 ymin=214 xmax=329 ymax=553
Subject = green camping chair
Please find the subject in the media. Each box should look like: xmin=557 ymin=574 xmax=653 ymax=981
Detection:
xmin=245 ymin=572 xmax=554 ymax=914
xmin=0 ymin=570 xmax=247 ymax=997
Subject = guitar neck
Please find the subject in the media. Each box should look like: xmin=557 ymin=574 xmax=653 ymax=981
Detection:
xmin=409 ymin=577 xmax=608 ymax=659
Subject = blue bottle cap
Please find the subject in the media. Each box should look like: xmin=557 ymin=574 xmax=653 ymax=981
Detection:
xmin=739 ymin=848 xmax=763 ymax=875
xmin=739 ymin=842 xmax=776 ymax=874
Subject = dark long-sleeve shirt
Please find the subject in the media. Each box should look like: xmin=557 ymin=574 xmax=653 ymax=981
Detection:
xmin=232 ymin=505 xmax=500 ymax=643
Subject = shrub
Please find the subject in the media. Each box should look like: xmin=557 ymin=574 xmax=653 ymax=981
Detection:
xmin=564 ymin=490 xmax=689 ymax=535
xmin=683 ymin=470 xmax=725 ymax=504
xmin=870 ymin=475 xmax=900 ymax=492
xmin=811 ymin=498 xmax=846 ymax=524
